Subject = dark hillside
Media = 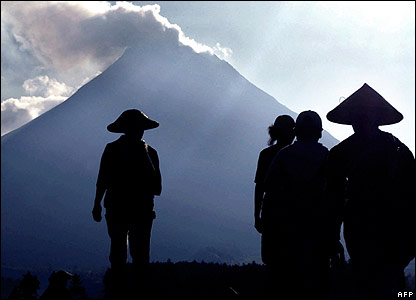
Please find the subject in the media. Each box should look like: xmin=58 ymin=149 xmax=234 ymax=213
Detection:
xmin=3 ymin=261 xmax=415 ymax=299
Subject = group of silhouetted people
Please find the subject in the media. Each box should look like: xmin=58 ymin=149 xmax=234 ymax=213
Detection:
xmin=255 ymin=110 xmax=331 ymax=299
xmin=254 ymin=83 xmax=415 ymax=299
xmin=92 ymin=83 xmax=415 ymax=299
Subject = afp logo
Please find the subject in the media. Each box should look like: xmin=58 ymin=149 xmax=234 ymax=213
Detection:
xmin=398 ymin=292 xmax=413 ymax=298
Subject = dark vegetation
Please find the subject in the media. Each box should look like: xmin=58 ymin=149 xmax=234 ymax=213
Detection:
xmin=2 ymin=260 xmax=415 ymax=299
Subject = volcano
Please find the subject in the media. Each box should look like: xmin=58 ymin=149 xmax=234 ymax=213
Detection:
xmin=1 ymin=42 xmax=338 ymax=273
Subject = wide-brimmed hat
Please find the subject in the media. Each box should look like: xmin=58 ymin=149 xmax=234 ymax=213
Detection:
xmin=326 ymin=83 xmax=403 ymax=125
xmin=107 ymin=109 xmax=159 ymax=133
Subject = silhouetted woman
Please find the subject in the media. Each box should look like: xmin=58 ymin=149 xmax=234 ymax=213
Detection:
xmin=253 ymin=115 xmax=295 ymax=294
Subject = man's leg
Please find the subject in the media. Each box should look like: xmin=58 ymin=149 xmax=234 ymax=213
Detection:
xmin=105 ymin=214 xmax=129 ymax=298
xmin=128 ymin=216 xmax=154 ymax=296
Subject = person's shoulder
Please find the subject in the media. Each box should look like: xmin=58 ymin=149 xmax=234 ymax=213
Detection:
xmin=259 ymin=144 xmax=279 ymax=157
xmin=144 ymin=142 xmax=158 ymax=155
xmin=286 ymin=141 xmax=327 ymax=156
xmin=316 ymin=142 xmax=329 ymax=153
xmin=380 ymin=130 xmax=404 ymax=145
xmin=260 ymin=144 xmax=291 ymax=158
xmin=272 ymin=143 xmax=293 ymax=160
xmin=260 ymin=145 xmax=274 ymax=154
xmin=104 ymin=137 xmax=123 ymax=149
xmin=329 ymin=134 xmax=355 ymax=154
xmin=384 ymin=132 xmax=414 ymax=158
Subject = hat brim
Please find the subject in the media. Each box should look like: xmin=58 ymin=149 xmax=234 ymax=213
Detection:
xmin=327 ymin=84 xmax=403 ymax=126
xmin=107 ymin=119 xmax=159 ymax=133
xmin=327 ymin=105 xmax=403 ymax=126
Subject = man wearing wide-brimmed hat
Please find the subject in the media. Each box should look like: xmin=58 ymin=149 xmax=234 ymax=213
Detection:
xmin=92 ymin=109 xmax=161 ymax=296
xmin=325 ymin=84 xmax=415 ymax=299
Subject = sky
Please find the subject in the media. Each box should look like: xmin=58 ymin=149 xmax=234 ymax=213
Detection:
xmin=1 ymin=1 xmax=415 ymax=154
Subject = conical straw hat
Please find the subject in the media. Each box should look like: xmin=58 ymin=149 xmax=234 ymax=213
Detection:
xmin=326 ymin=83 xmax=403 ymax=125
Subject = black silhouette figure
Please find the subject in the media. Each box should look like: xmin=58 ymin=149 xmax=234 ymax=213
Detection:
xmin=7 ymin=272 xmax=40 ymax=300
xmin=263 ymin=111 xmax=331 ymax=299
xmin=39 ymin=270 xmax=73 ymax=300
xmin=68 ymin=274 xmax=88 ymax=300
xmin=325 ymin=83 xmax=415 ymax=299
xmin=92 ymin=109 xmax=162 ymax=298
xmin=253 ymin=115 xmax=295 ymax=292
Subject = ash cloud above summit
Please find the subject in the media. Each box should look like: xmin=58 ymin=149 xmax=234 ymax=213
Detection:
xmin=1 ymin=1 xmax=231 ymax=135
xmin=2 ymin=1 xmax=415 ymax=153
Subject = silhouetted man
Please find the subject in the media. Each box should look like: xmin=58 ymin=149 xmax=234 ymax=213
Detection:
xmin=325 ymin=83 xmax=415 ymax=299
xmin=92 ymin=109 xmax=162 ymax=297
xmin=253 ymin=115 xmax=295 ymax=294
xmin=263 ymin=111 xmax=330 ymax=299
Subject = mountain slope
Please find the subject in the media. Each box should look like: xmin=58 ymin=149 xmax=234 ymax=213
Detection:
xmin=1 ymin=43 xmax=338 ymax=273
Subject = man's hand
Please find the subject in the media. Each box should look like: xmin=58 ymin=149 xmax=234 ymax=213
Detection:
xmin=254 ymin=217 xmax=263 ymax=234
xmin=92 ymin=205 xmax=102 ymax=222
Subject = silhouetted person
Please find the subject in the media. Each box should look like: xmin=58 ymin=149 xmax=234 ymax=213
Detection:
xmin=263 ymin=111 xmax=331 ymax=299
xmin=325 ymin=83 xmax=415 ymax=299
xmin=253 ymin=115 xmax=295 ymax=294
xmin=39 ymin=270 xmax=73 ymax=300
xmin=92 ymin=109 xmax=162 ymax=298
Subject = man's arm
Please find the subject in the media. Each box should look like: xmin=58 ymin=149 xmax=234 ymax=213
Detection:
xmin=92 ymin=145 xmax=110 ymax=222
xmin=92 ymin=186 xmax=105 ymax=222
xmin=254 ymin=152 xmax=265 ymax=233
xmin=148 ymin=147 xmax=162 ymax=196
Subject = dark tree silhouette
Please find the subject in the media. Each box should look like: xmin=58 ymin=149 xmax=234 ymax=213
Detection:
xmin=7 ymin=272 xmax=40 ymax=300
xmin=68 ymin=274 xmax=89 ymax=300
xmin=101 ymin=261 xmax=267 ymax=298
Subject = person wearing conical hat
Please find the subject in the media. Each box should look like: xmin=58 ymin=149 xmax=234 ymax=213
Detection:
xmin=325 ymin=84 xmax=415 ymax=299
xmin=92 ymin=109 xmax=161 ymax=297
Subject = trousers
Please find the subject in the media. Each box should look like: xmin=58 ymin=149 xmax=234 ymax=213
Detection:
xmin=105 ymin=212 xmax=154 ymax=268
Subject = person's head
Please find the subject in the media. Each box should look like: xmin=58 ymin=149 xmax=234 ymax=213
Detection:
xmin=124 ymin=128 xmax=145 ymax=138
xmin=350 ymin=110 xmax=379 ymax=136
xmin=295 ymin=110 xmax=322 ymax=142
xmin=268 ymin=115 xmax=295 ymax=146
xmin=107 ymin=109 xmax=159 ymax=138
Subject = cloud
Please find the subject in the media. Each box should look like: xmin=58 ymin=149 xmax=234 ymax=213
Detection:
xmin=22 ymin=76 xmax=74 ymax=97
xmin=1 ymin=1 xmax=232 ymax=135
xmin=0 ymin=103 xmax=33 ymax=136
xmin=2 ymin=2 xmax=227 ymax=73
xmin=1 ymin=76 xmax=74 ymax=135
xmin=213 ymin=43 xmax=233 ymax=60
xmin=1 ymin=95 xmax=67 ymax=120
xmin=1 ymin=95 xmax=67 ymax=135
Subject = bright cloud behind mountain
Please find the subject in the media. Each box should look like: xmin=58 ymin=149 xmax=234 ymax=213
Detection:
xmin=1 ymin=1 xmax=414 ymax=155
xmin=1 ymin=1 xmax=231 ymax=135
